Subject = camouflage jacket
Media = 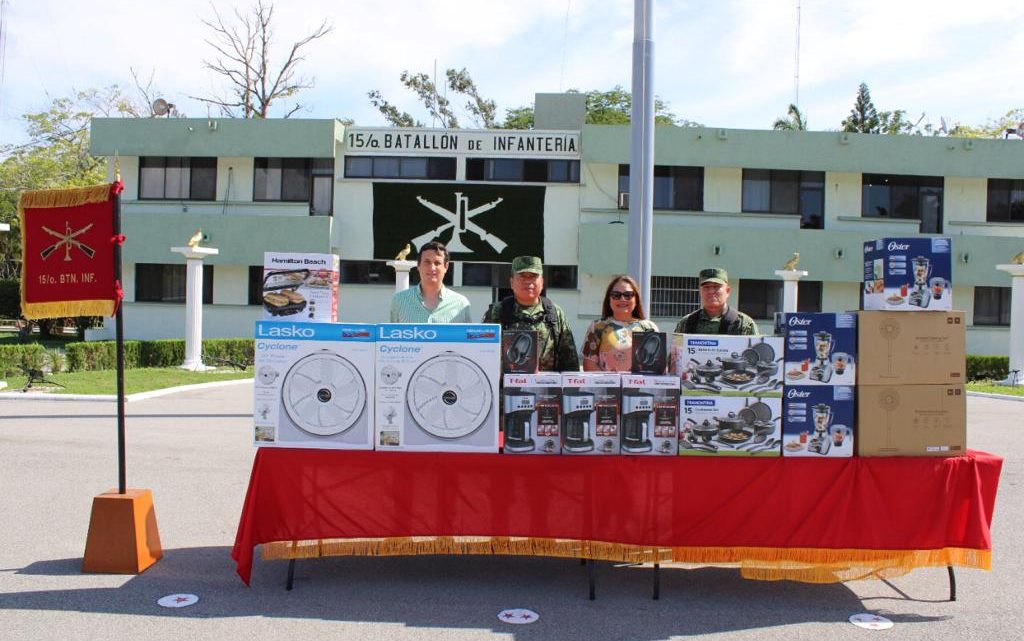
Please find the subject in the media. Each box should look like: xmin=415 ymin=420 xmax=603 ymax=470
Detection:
xmin=673 ymin=306 xmax=759 ymax=335
xmin=482 ymin=298 xmax=580 ymax=372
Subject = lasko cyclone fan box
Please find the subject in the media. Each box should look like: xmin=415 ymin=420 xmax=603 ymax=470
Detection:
xmin=502 ymin=373 xmax=562 ymax=454
xmin=862 ymin=237 xmax=953 ymax=311
xmin=253 ymin=321 xmax=375 ymax=449
xmin=781 ymin=385 xmax=855 ymax=458
xmin=262 ymin=252 xmax=340 ymax=321
xmin=560 ymin=372 xmax=621 ymax=455
xmin=672 ymin=334 xmax=784 ymax=397
xmin=619 ymin=374 xmax=679 ymax=455
xmin=776 ymin=312 xmax=857 ymax=386
xmin=679 ymin=396 xmax=782 ymax=457
xmin=375 ymin=324 xmax=501 ymax=452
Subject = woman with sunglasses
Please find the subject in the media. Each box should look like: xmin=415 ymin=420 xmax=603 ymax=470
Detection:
xmin=581 ymin=275 xmax=659 ymax=371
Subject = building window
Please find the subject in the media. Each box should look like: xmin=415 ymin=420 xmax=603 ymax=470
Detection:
xmin=650 ymin=275 xmax=700 ymax=318
xmin=465 ymin=158 xmax=580 ymax=183
xmin=461 ymin=262 xmax=577 ymax=289
xmin=340 ymin=260 xmax=397 ymax=285
xmin=862 ymin=174 xmax=943 ymax=234
xmin=986 ymin=179 xmax=1024 ymax=223
xmin=248 ymin=266 xmax=264 ymax=305
xmin=618 ymin=165 xmax=703 ymax=211
xmin=738 ymin=279 xmax=822 ymax=320
xmin=741 ymin=169 xmax=824 ymax=229
xmin=343 ymin=156 xmax=456 ymax=180
xmin=135 ymin=263 xmax=213 ymax=303
xmin=974 ymin=286 xmax=1011 ymax=326
xmin=254 ymin=158 xmax=334 ymax=215
xmin=139 ymin=157 xmax=217 ymax=200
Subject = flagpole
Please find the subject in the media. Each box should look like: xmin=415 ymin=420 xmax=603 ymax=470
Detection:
xmin=113 ymin=183 xmax=126 ymax=495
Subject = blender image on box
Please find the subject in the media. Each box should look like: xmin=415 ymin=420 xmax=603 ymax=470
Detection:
xmin=778 ymin=312 xmax=857 ymax=386
xmin=561 ymin=372 xmax=620 ymax=455
xmin=502 ymin=373 xmax=561 ymax=454
xmin=781 ymin=385 xmax=855 ymax=458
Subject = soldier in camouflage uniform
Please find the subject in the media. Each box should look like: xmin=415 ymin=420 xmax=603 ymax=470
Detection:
xmin=482 ymin=256 xmax=580 ymax=372
xmin=674 ymin=267 xmax=759 ymax=336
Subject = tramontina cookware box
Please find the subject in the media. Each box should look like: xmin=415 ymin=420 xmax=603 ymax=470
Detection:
xmin=671 ymin=334 xmax=784 ymax=397
xmin=560 ymin=372 xmax=621 ymax=455
xmin=775 ymin=312 xmax=857 ymax=386
xmin=502 ymin=372 xmax=561 ymax=454
xmin=375 ymin=323 xmax=500 ymax=453
xmin=857 ymin=384 xmax=966 ymax=457
xmin=781 ymin=385 xmax=855 ymax=458
xmin=619 ymin=374 xmax=679 ymax=456
xmin=263 ymin=252 xmax=340 ymax=322
xmin=856 ymin=311 xmax=965 ymax=386
xmin=862 ymin=237 xmax=953 ymax=311
xmin=253 ymin=320 xmax=375 ymax=450
xmin=679 ymin=396 xmax=782 ymax=457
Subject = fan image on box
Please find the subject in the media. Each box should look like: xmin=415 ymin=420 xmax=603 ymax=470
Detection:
xmin=878 ymin=318 xmax=901 ymax=377
xmin=505 ymin=333 xmax=535 ymax=369
xmin=908 ymin=256 xmax=932 ymax=308
xmin=504 ymin=390 xmax=537 ymax=452
xmin=563 ymin=390 xmax=596 ymax=452
xmin=632 ymin=332 xmax=665 ymax=374
xmin=406 ymin=352 xmax=493 ymax=439
xmin=281 ymin=351 xmax=367 ymax=436
xmin=878 ymin=388 xmax=901 ymax=450
xmin=807 ymin=402 xmax=833 ymax=455
xmin=621 ymin=391 xmax=654 ymax=452
xmin=263 ymin=269 xmax=309 ymax=317
xmin=810 ymin=331 xmax=835 ymax=383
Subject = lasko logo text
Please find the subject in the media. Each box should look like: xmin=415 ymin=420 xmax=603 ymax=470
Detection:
xmin=257 ymin=324 xmax=315 ymax=338
xmin=887 ymin=241 xmax=910 ymax=251
xmin=786 ymin=389 xmax=811 ymax=399
xmin=788 ymin=317 xmax=813 ymax=326
xmin=378 ymin=326 xmax=438 ymax=340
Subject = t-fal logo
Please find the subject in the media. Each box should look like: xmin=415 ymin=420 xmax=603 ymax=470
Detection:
xmin=788 ymin=317 xmax=813 ymax=326
xmin=378 ymin=326 xmax=438 ymax=340
xmin=565 ymin=377 xmax=586 ymax=385
xmin=787 ymin=389 xmax=811 ymax=399
xmin=508 ymin=376 xmax=528 ymax=385
xmin=888 ymin=241 xmax=910 ymax=251
xmin=623 ymin=376 xmax=646 ymax=386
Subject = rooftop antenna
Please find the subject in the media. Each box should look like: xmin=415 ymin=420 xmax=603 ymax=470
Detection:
xmin=794 ymin=0 xmax=801 ymax=107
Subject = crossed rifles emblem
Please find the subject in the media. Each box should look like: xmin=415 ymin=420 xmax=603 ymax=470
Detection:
xmin=412 ymin=192 xmax=506 ymax=254
xmin=39 ymin=221 xmax=96 ymax=262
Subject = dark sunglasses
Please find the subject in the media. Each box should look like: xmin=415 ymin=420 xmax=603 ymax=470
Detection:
xmin=609 ymin=290 xmax=636 ymax=300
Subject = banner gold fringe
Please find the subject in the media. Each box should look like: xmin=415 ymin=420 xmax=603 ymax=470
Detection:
xmin=259 ymin=537 xmax=989 ymax=583
xmin=21 ymin=299 xmax=113 ymax=321
xmin=18 ymin=184 xmax=113 ymax=210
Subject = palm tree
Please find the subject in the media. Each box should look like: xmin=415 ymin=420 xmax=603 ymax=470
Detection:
xmin=773 ymin=103 xmax=807 ymax=131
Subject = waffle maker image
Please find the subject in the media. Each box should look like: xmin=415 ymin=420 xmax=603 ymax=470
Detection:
xmin=405 ymin=352 xmax=494 ymax=441
xmin=277 ymin=350 xmax=368 ymax=442
xmin=262 ymin=268 xmax=309 ymax=317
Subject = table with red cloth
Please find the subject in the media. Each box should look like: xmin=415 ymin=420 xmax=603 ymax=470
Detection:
xmin=231 ymin=449 xmax=1002 ymax=586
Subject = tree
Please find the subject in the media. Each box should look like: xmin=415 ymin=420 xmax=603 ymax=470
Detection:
xmin=193 ymin=1 xmax=332 ymax=118
xmin=842 ymin=83 xmax=880 ymax=133
xmin=772 ymin=103 xmax=807 ymax=131
xmin=573 ymin=86 xmax=696 ymax=126
xmin=949 ymin=108 xmax=1024 ymax=138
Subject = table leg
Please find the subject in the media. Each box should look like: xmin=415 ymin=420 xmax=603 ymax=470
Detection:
xmin=653 ymin=563 xmax=660 ymax=600
xmin=588 ymin=559 xmax=596 ymax=600
xmin=286 ymin=558 xmax=296 ymax=591
xmin=947 ymin=566 xmax=956 ymax=602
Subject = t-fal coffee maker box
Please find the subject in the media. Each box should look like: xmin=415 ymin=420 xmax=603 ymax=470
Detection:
xmin=560 ymin=372 xmax=620 ymax=455
xmin=856 ymin=311 xmax=965 ymax=385
xmin=253 ymin=321 xmax=375 ymax=450
xmin=263 ymin=252 xmax=340 ymax=321
xmin=679 ymin=396 xmax=782 ymax=457
xmin=631 ymin=331 xmax=668 ymax=374
xmin=375 ymin=324 xmax=500 ymax=453
xmin=857 ymin=384 xmax=966 ymax=457
xmin=672 ymin=334 xmax=784 ymax=397
xmin=502 ymin=372 xmax=562 ymax=454
xmin=776 ymin=312 xmax=857 ymax=386
xmin=862 ymin=237 xmax=953 ymax=311
xmin=501 ymin=330 xmax=539 ymax=374
xmin=620 ymin=374 xmax=679 ymax=456
xmin=781 ymin=385 xmax=855 ymax=458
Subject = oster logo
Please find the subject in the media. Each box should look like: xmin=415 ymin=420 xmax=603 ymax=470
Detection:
xmin=887 ymin=241 xmax=910 ymax=251
xmin=786 ymin=388 xmax=811 ymax=399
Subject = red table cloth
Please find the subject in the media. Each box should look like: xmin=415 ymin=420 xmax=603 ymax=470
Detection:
xmin=231 ymin=449 xmax=1001 ymax=586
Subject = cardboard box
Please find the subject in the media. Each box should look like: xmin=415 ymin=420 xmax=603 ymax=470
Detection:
xmin=560 ymin=372 xmax=620 ymax=455
xmin=672 ymin=334 xmax=784 ymax=397
xmin=679 ymin=396 xmax=782 ymax=457
xmin=502 ymin=373 xmax=562 ymax=454
xmin=620 ymin=374 xmax=679 ymax=455
xmin=501 ymin=330 xmax=539 ymax=374
xmin=781 ymin=385 xmax=855 ymax=458
xmin=777 ymin=312 xmax=857 ymax=386
xmin=375 ymin=324 xmax=500 ymax=453
xmin=262 ymin=252 xmax=340 ymax=322
xmin=862 ymin=237 xmax=953 ymax=311
xmin=631 ymin=331 xmax=668 ymax=374
xmin=253 ymin=321 xmax=375 ymax=449
xmin=857 ymin=384 xmax=966 ymax=457
xmin=857 ymin=311 xmax=965 ymax=385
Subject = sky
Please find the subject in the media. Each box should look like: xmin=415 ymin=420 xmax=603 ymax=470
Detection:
xmin=1 ymin=0 xmax=1023 ymax=144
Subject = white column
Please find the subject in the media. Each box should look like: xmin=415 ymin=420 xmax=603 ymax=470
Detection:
xmin=774 ymin=269 xmax=809 ymax=313
xmin=387 ymin=260 xmax=417 ymax=292
xmin=171 ymin=246 xmax=219 ymax=371
xmin=997 ymin=264 xmax=1024 ymax=385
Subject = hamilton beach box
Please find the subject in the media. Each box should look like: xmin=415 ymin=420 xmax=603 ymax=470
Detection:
xmin=560 ymin=372 xmax=621 ymax=455
xmin=776 ymin=312 xmax=857 ymax=386
xmin=502 ymin=373 xmax=562 ymax=454
xmin=679 ymin=396 xmax=782 ymax=457
xmin=375 ymin=323 xmax=501 ymax=453
xmin=620 ymin=374 xmax=679 ymax=456
xmin=781 ymin=385 xmax=855 ymax=458
xmin=862 ymin=237 xmax=952 ymax=311
xmin=253 ymin=321 xmax=375 ymax=450
xmin=672 ymin=334 xmax=784 ymax=397
xmin=263 ymin=252 xmax=340 ymax=321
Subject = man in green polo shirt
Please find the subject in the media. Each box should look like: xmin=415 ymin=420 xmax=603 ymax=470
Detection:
xmin=482 ymin=256 xmax=580 ymax=372
xmin=674 ymin=267 xmax=759 ymax=335
xmin=389 ymin=241 xmax=472 ymax=323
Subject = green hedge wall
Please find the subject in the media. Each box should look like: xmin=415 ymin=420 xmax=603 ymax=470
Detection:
xmin=966 ymin=355 xmax=1009 ymax=382
xmin=64 ymin=338 xmax=254 ymax=371
xmin=0 ymin=344 xmax=46 ymax=377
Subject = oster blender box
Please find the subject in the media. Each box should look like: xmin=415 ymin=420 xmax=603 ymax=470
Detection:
xmin=863 ymin=237 xmax=953 ymax=311
xmin=781 ymin=385 xmax=855 ymax=458
xmin=560 ymin=372 xmax=621 ymax=455
xmin=776 ymin=312 xmax=857 ymax=386
xmin=620 ymin=374 xmax=679 ymax=456
xmin=502 ymin=373 xmax=562 ymax=455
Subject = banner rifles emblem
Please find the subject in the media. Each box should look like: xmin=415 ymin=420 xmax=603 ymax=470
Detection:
xmin=412 ymin=192 xmax=506 ymax=253
xmin=40 ymin=221 xmax=96 ymax=261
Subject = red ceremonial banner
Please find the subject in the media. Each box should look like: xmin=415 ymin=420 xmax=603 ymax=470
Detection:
xmin=18 ymin=183 xmax=122 ymax=319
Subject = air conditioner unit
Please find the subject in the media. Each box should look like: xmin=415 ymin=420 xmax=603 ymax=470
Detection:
xmin=617 ymin=192 xmax=630 ymax=210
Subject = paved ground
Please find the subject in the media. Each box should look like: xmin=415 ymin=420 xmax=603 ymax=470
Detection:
xmin=0 ymin=383 xmax=1020 ymax=641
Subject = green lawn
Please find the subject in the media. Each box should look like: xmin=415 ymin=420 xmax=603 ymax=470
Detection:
xmin=2 ymin=367 xmax=252 ymax=395
xmin=966 ymin=381 xmax=1024 ymax=397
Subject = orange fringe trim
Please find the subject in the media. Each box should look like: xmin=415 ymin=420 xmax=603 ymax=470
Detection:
xmin=259 ymin=537 xmax=990 ymax=584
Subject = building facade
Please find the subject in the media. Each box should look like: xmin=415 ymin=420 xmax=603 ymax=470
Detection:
xmin=88 ymin=93 xmax=1024 ymax=355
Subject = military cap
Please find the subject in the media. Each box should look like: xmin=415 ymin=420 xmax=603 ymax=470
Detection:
xmin=699 ymin=267 xmax=729 ymax=286
xmin=512 ymin=256 xmax=544 ymax=274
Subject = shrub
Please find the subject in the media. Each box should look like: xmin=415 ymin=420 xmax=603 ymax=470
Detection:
xmin=65 ymin=341 xmax=141 ymax=372
xmin=967 ymin=355 xmax=1009 ymax=382
xmin=63 ymin=338 xmax=254 ymax=371
xmin=140 ymin=340 xmax=185 ymax=367
xmin=0 ymin=344 xmax=46 ymax=377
